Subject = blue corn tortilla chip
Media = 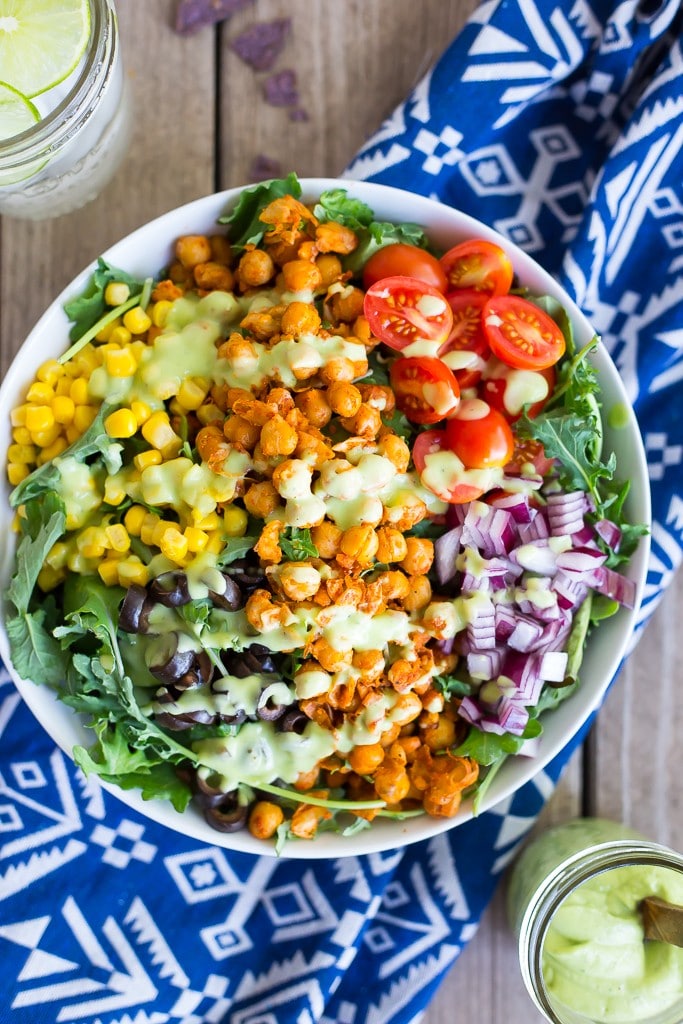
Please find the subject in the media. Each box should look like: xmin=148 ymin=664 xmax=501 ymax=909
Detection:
xmin=175 ymin=0 xmax=255 ymax=35
xmin=231 ymin=19 xmax=291 ymax=71
xmin=263 ymin=69 xmax=299 ymax=107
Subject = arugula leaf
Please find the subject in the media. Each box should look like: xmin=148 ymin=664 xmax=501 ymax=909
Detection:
xmin=361 ymin=348 xmax=390 ymax=386
xmin=218 ymin=172 xmax=302 ymax=250
xmin=454 ymin=717 xmax=542 ymax=766
xmin=6 ymin=493 xmax=65 ymax=613
xmin=5 ymin=605 xmax=68 ymax=687
xmin=215 ymin=534 xmax=259 ymax=567
xmin=344 ymin=219 xmax=430 ymax=277
xmin=381 ymin=408 xmax=413 ymax=441
xmin=433 ymin=674 xmax=472 ymax=699
xmin=63 ymin=258 xmax=146 ymax=342
xmin=279 ymin=527 xmax=318 ymax=561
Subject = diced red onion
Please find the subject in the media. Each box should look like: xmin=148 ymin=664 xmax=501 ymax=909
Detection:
xmin=556 ymin=546 xmax=607 ymax=576
xmin=551 ymin=570 xmax=589 ymax=610
xmin=467 ymin=649 xmax=503 ymax=681
xmin=517 ymin=511 xmax=549 ymax=543
xmin=594 ymin=518 xmax=622 ymax=551
xmin=495 ymin=603 xmax=517 ymax=641
xmin=434 ymin=526 xmax=462 ymax=585
xmin=546 ymin=491 xmax=588 ymax=535
xmin=458 ymin=696 xmax=483 ymax=725
xmin=592 ymin=566 xmax=637 ymax=609
xmin=507 ymin=614 xmax=545 ymax=653
xmin=487 ymin=491 xmax=533 ymax=524
xmin=512 ymin=539 xmax=558 ymax=575
xmin=462 ymin=502 xmax=516 ymax=557
xmin=497 ymin=698 xmax=529 ymax=735
xmin=539 ymin=650 xmax=568 ymax=682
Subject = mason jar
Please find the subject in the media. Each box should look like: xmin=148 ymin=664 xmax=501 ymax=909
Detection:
xmin=0 ymin=0 xmax=131 ymax=219
xmin=507 ymin=818 xmax=683 ymax=1024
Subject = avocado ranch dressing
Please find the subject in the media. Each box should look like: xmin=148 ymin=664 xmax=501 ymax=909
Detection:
xmin=508 ymin=820 xmax=683 ymax=1024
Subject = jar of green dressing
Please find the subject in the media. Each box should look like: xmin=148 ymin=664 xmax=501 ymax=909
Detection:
xmin=507 ymin=818 xmax=683 ymax=1024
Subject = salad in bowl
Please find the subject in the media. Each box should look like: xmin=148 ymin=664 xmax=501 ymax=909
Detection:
xmin=0 ymin=176 xmax=649 ymax=856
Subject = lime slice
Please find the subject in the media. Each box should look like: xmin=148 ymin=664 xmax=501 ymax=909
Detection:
xmin=0 ymin=80 xmax=46 ymax=184
xmin=0 ymin=0 xmax=90 ymax=98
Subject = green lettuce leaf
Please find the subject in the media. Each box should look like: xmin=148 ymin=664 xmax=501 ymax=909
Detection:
xmin=218 ymin=172 xmax=302 ymax=250
xmin=63 ymin=258 xmax=146 ymax=342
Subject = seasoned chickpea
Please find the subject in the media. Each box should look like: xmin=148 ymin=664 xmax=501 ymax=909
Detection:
xmin=339 ymin=524 xmax=378 ymax=566
xmin=328 ymin=285 xmax=364 ymax=323
xmin=281 ymin=300 xmax=321 ymax=337
xmin=244 ymin=480 xmax=281 ymax=518
xmin=223 ymin=414 xmax=260 ymax=449
xmin=373 ymin=761 xmax=411 ymax=804
xmin=422 ymin=713 xmax=457 ymax=752
xmin=375 ymin=527 xmax=409 ymax=565
xmin=248 ymin=801 xmax=284 ymax=839
xmin=348 ymin=743 xmax=385 ymax=775
xmin=319 ymin=357 xmax=356 ymax=385
xmin=352 ymin=648 xmax=385 ymax=682
xmin=240 ymin=306 xmax=282 ymax=342
xmin=193 ymin=261 xmax=234 ymax=292
xmin=311 ymin=520 xmax=343 ymax=558
xmin=237 ymin=248 xmax=276 ymax=288
xmin=260 ymin=414 xmax=298 ymax=457
xmin=315 ymin=222 xmax=358 ymax=254
xmin=282 ymin=259 xmax=323 ymax=293
xmin=308 ymin=638 xmax=352 ymax=673
xmin=289 ymin=803 xmax=331 ymax=839
xmin=316 ymin=253 xmax=343 ymax=287
xmin=266 ymin=387 xmax=295 ymax=416
xmin=377 ymin=432 xmax=410 ymax=472
xmin=339 ymin=403 xmax=383 ymax=438
xmin=175 ymin=234 xmax=212 ymax=269
xmin=326 ymin=381 xmax=362 ymax=418
xmin=400 ymin=537 xmax=435 ymax=576
xmin=402 ymin=574 xmax=433 ymax=611
xmin=295 ymin=388 xmax=332 ymax=428
xmin=209 ymin=233 xmax=232 ymax=265
xmin=277 ymin=561 xmax=322 ymax=601
xmin=358 ymin=384 xmax=395 ymax=412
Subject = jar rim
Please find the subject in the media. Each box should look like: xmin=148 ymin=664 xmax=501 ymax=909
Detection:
xmin=519 ymin=839 xmax=683 ymax=1024
xmin=0 ymin=0 xmax=115 ymax=164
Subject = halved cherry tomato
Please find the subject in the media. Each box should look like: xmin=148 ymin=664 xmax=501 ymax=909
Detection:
xmin=363 ymin=275 xmax=453 ymax=351
xmin=438 ymin=290 xmax=490 ymax=389
xmin=505 ymin=438 xmax=556 ymax=478
xmin=440 ymin=239 xmax=514 ymax=296
xmin=482 ymin=363 xmax=556 ymax=421
xmin=389 ymin=356 xmax=460 ymax=425
xmin=363 ymin=243 xmax=448 ymax=293
xmin=412 ymin=429 xmax=485 ymax=503
xmin=482 ymin=295 xmax=566 ymax=370
xmin=444 ymin=398 xmax=514 ymax=469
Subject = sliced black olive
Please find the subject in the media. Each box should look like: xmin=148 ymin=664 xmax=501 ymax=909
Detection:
xmin=119 ymin=584 xmax=149 ymax=633
xmin=174 ymin=650 xmax=214 ymax=690
xmin=204 ymin=794 xmax=247 ymax=832
xmin=280 ymin=708 xmax=309 ymax=734
xmin=224 ymin=558 xmax=267 ymax=593
xmin=221 ymin=648 xmax=267 ymax=678
xmin=256 ymin=682 xmax=288 ymax=721
xmin=154 ymin=709 xmax=214 ymax=731
xmin=149 ymin=570 xmax=192 ymax=607
xmin=147 ymin=633 xmax=195 ymax=684
xmin=209 ymin=574 xmax=243 ymax=611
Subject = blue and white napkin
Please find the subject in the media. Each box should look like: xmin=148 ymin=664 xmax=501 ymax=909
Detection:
xmin=1 ymin=2 xmax=681 ymax=1021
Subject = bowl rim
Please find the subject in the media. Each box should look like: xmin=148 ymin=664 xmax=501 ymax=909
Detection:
xmin=0 ymin=178 xmax=652 ymax=858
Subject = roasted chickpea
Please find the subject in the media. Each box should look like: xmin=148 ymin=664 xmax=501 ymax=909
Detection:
xmin=316 ymin=253 xmax=343 ymax=287
xmin=400 ymin=537 xmax=435 ymax=576
xmin=311 ymin=520 xmax=343 ymax=558
xmin=243 ymin=480 xmax=281 ymax=519
xmin=326 ymin=381 xmax=362 ymax=418
xmin=377 ymin=432 xmax=411 ymax=472
xmin=175 ymin=234 xmax=212 ymax=269
xmin=281 ymin=300 xmax=321 ymax=337
xmin=402 ymin=574 xmax=432 ymax=611
xmin=223 ymin=414 xmax=260 ymax=449
xmin=348 ymin=743 xmax=385 ymax=776
xmin=248 ymin=801 xmax=285 ymax=840
xmin=328 ymin=285 xmax=365 ymax=323
xmin=295 ymin=388 xmax=332 ymax=428
xmin=193 ymin=261 xmax=234 ymax=292
xmin=282 ymin=259 xmax=323 ymax=293
xmin=260 ymin=414 xmax=298 ymax=457
xmin=375 ymin=527 xmax=409 ymax=564
xmin=238 ymin=248 xmax=275 ymax=288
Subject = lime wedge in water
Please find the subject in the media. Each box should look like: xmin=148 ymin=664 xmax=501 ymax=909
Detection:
xmin=0 ymin=0 xmax=90 ymax=98
xmin=0 ymin=81 xmax=46 ymax=184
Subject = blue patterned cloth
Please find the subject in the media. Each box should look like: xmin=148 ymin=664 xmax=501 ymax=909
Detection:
xmin=2 ymin=2 xmax=682 ymax=1021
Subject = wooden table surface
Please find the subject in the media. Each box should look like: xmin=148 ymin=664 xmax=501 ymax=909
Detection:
xmin=1 ymin=2 xmax=680 ymax=1021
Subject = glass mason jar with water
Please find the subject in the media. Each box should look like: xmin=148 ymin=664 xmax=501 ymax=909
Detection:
xmin=0 ymin=0 xmax=131 ymax=219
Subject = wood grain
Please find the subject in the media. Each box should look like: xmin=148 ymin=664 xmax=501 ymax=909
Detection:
xmin=0 ymin=3 xmax=677 ymax=1023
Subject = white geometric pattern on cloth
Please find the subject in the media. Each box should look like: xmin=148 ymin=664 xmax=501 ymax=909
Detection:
xmin=3 ymin=1 xmax=683 ymax=1022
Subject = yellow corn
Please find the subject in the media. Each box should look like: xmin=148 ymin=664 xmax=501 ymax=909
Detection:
xmin=104 ymin=347 xmax=138 ymax=378
xmin=104 ymin=523 xmax=131 ymax=553
xmin=105 ymin=408 xmax=137 ymax=439
xmin=103 ymin=476 xmax=127 ymax=506
xmin=74 ymin=405 xmax=98 ymax=433
xmin=133 ymin=448 xmax=162 ymax=472
xmin=98 ymin=559 xmax=121 ymax=586
xmin=131 ymin=400 xmax=152 ymax=426
xmin=7 ymin=463 xmax=29 ymax=486
xmin=222 ymin=505 xmax=248 ymax=537
xmin=109 ymin=325 xmax=133 ymax=347
xmin=151 ymin=519 xmax=177 ymax=547
xmin=10 ymin=405 xmax=27 ymax=427
xmin=26 ymin=381 xmax=55 ymax=404
xmin=151 ymin=299 xmax=173 ymax=328
xmin=66 ymin=424 xmax=81 ymax=445
xmin=74 ymin=347 xmax=100 ymax=375
xmin=37 ymin=359 xmax=64 ymax=385
xmin=67 ymin=550 xmax=97 ymax=575
xmin=55 ymin=376 xmax=72 ymax=396
xmin=36 ymin=437 xmax=68 ymax=463
xmin=12 ymin=426 xmax=32 ymax=444
xmin=31 ymin=424 xmax=62 ymax=448
xmin=177 ymin=377 xmax=209 ymax=411
xmin=205 ymin=532 xmax=224 ymax=554
xmin=45 ymin=541 xmax=70 ymax=570
xmin=52 ymin=395 xmax=76 ymax=424
xmin=25 ymin=405 xmax=55 ymax=433
xmin=7 ymin=443 xmax=36 ymax=464
xmin=141 ymin=411 xmax=181 ymax=456
xmin=196 ymin=402 xmax=223 ymax=426
xmin=77 ymin=526 xmax=107 ymax=559
xmin=184 ymin=526 xmax=209 ymax=553
xmin=140 ymin=512 xmax=161 ymax=545
xmin=117 ymin=558 xmax=150 ymax=587
xmin=69 ymin=378 xmax=90 ymax=405
xmin=104 ymin=281 xmax=131 ymax=307
xmin=192 ymin=509 xmax=220 ymax=531
xmin=123 ymin=504 xmax=147 ymax=537
xmin=159 ymin=527 xmax=188 ymax=563
xmin=95 ymin=318 xmax=119 ymax=342
xmin=123 ymin=306 xmax=152 ymax=335
xmin=37 ymin=565 xmax=64 ymax=592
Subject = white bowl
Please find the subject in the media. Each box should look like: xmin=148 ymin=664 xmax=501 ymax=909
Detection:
xmin=0 ymin=179 xmax=651 ymax=857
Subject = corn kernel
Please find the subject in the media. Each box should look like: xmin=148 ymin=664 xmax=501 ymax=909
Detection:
xmin=52 ymin=395 xmax=75 ymax=425
xmin=184 ymin=526 xmax=209 ymax=553
xmin=26 ymin=381 xmax=55 ymax=405
xmin=77 ymin=526 xmax=107 ymax=559
xmin=105 ymin=408 xmax=137 ymax=438
xmin=67 ymin=550 xmax=97 ymax=574
xmin=104 ymin=523 xmax=131 ymax=553
xmin=38 ymin=437 xmax=68 ymax=462
xmin=66 ymin=424 xmax=80 ymax=445
xmin=31 ymin=424 xmax=61 ymax=448
xmin=151 ymin=299 xmax=173 ymax=328
xmin=177 ymin=377 xmax=209 ymax=411
xmin=45 ymin=541 xmax=70 ymax=570
xmin=131 ymin=400 xmax=152 ymax=426
xmin=73 ymin=405 xmax=98 ymax=433
xmin=105 ymin=281 xmax=131 ymax=306
xmin=123 ymin=505 xmax=147 ymax=537
xmin=95 ymin=319 xmax=118 ymax=342
xmin=103 ymin=477 xmax=127 ymax=505
xmin=104 ymin=347 xmax=138 ymax=378
xmin=196 ymin=402 xmax=223 ymax=426
xmin=12 ymin=426 xmax=32 ymax=445
xmin=159 ymin=527 xmax=188 ymax=563
xmin=109 ymin=326 xmax=133 ymax=347
xmin=140 ymin=512 xmax=161 ymax=545
xmin=117 ymin=558 xmax=150 ymax=587
xmin=55 ymin=376 xmax=72 ymax=396
xmin=74 ymin=348 xmax=100 ymax=375
xmin=192 ymin=510 xmax=220 ymax=531
xmin=133 ymin=448 xmax=162 ymax=472
xmin=98 ymin=559 xmax=121 ymax=586
xmin=69 ymin=378 xmax=90 ymax=405
xmin=37 ymin=565 xmax=64 ymax=592
xmin=222 ymin=505 xmax=248 ymax=537
xmin=8 ymin=443 xmax=37 ymax=464
xmin=10 ymin=404 xmax=27 ymax=427
xmin=152 ymin=519 xmax=178 ymax=547
xmin=205 ymin=532 xmax=224 ymax=554
xmin=141 ymin=411 xmax=181 ymax=456
xmin=123 ymin=306 xmax=152 ymax=335
xmin=37 ymin=359 xmax=64 ymax=385
xmin=25 ymin=405 xmax=55 ymax=433
xmin=7 ymin=463 xmax=29 ymax=486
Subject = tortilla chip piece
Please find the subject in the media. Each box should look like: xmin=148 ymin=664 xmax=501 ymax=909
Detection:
xmin=263 ymin=69 xmax=299 ymax=107
xmin=248 ymin=155 xmax=283 ymax=182
xmin=175 ymin=0 xmax=255 ymax=35
xmin=231 ymin=18 xmax=291 ymax=71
